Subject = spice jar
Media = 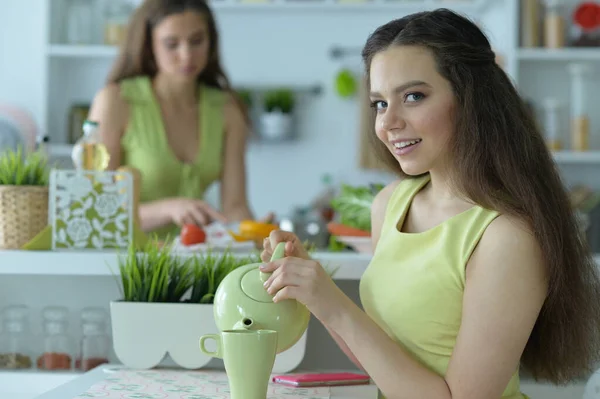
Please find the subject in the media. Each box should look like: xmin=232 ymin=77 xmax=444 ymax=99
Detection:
xmin=521 ymin=0 xmax=542 ymax=47
xmin=104 ymin=1 xmax=133 ymax=46
xmin=75 ymin=307 xmax=110 ymax=371
xmin=37 ymin=306 xmax=73 ymax=371
xmin=568 ymin=63 xmax=592 ymax=151
xmin=541 ymin=97 xmax=564 ymax=151
xmin=0 ymin=305 xmax=33 ymax=369
xmin=543 ymin=0 xmax=566 ymax=48
xmin=65 ymin=0 xmax=93 ymax=44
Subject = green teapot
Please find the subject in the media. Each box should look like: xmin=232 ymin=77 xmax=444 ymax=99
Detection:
xmin=212 ymin=242 xmax=310 ymax=353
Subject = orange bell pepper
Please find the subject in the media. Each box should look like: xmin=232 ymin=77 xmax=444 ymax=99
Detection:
xmin=229 ymin=220 xmax=278 ymax=242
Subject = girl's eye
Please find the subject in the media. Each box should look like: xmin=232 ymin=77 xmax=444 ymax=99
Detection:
xmin=370 ymin=100 xmax=387 ymax=112
xmin=190 ymin=36 xmax=205 ymax=46
xmin=405 ymin=92 xmax=425 ymax=103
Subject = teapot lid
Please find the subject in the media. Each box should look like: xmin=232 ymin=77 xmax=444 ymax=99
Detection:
xmin=239 ymin=242 xmax=286 ymax=303
xmin=240 ymin=268 xmax=274 ymax=303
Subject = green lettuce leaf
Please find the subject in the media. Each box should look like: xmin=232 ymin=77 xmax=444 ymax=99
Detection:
xmin=330 ymin=183 xmax=385 ymax=232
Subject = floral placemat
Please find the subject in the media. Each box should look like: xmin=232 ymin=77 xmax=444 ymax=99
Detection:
xmin=73 ymin=368 xmax=331 ymax=399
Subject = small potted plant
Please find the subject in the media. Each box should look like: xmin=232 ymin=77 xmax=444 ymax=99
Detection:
xmin=0 ymin=147 xmax=50 ymax=249
xmin=260 ymin=88 xmax=295 ymax=140
xmin=109 ymin=238 xmax=260 ymax=370
xmin=236 ymin=89 xmax=253 ymax=111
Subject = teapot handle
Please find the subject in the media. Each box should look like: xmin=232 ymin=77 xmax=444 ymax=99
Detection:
xmin=259 ymin=242 xmax=286 ymax=283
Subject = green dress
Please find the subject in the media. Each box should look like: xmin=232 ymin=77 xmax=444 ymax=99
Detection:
xmin=119 ymin=76 xmax=227 ymax=239
xmin=360 ymin=174 xmax=527 ymax=399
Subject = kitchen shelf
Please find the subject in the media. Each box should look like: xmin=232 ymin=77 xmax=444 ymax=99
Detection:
xmin=2 ymin=249 xmax=600 ymax=279
xmin=206 ymin=0 xmax=489 ymax=11
xmin=47 ymin=45 xmax=118 ymax=58
xmin=0 ymin=250 xmax=373 ymax=280
xmin=518 ymin=48 xmax=600 ymax=62
xmin=553 ymin=151 xmax=600 ymax=164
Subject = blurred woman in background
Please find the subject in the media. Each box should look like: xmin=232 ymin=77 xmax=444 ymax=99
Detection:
xmin=89 ymin=0 xmax=270 ymax=239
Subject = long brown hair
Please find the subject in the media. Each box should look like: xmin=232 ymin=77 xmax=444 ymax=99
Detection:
xmin=362 ymin=9 xmax=600 ymax=383
xmin=106 ymin=0 xmax=248 ymax=116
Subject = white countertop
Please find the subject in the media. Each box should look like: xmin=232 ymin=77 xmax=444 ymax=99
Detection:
xmin=0 ymin=249 xmax=373 ymax=280
xmin=3 ymin=247 xmax=600 ymax=281
xmin=36 ymin=365 xmax=379 ymax=399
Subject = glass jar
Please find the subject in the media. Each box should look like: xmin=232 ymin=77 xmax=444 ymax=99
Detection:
xmin=0 ymin=305 xmax=33 ymax=370
xmin=541 ymin=97 xmax=564 ymax=151
xmin=568 ymin=63 xmax=592 ymax=151
xmin=37 ymin=306 xmax=73 ymax=371
xmin=104 ymin=1 xmax=133 ymax=46
xmin=543 ymin=0 xmax=566 ymax=48
xmin=65 ymin=0 xmax=93 ymax=44
xmin=75 ymin=307 xmax=110 ymax=371
xmin=520 ymin=0 xmax=541 ymax=48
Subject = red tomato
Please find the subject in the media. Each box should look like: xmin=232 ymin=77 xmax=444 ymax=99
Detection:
xmin=180 ymin=224 xmax=206 ymax=246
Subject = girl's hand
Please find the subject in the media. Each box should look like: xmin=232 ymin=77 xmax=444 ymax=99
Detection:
xmin=260 ymin=256 xmax=346 ymax=325
xmin=261 ymin=230 xmax=310 ymax=261
xmin=164 ymin=198 xmax=227 ymax=226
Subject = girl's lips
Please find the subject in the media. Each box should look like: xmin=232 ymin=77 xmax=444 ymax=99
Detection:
xmin=392 ymin=140 xmax=421 ymax=156
xmin=180 ymin=66 xmax=198 ymax=75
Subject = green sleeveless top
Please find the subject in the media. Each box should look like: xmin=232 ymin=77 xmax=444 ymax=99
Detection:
xmin=359 ymin=174 xmax=524 ymax=399
xmin=119 ymin=76 xmax=227 ymax=239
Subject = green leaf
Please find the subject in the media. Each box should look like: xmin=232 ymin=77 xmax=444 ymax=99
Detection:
xmin=0 ymin=146 xmax=51 ymax=186
xmin=263 ymin=89 xmax=294 ymax=113
xmin=330 ymin=183 xmax=385 ymax=232
xmin=328 ymin=235 xmax=347 ymax=252
xmin=114 ymin=237 xmax=263 ymax=304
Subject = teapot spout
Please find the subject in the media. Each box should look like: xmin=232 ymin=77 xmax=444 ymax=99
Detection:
xmin=233 ymin=317 xmax=254 ymax=330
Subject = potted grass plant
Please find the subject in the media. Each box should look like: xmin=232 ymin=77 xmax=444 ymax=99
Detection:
xmin=0 ymin=147 xmax=50 ymax=249
xmin=260 ymin=88 xmax=295 ymax=140
xmin=109 ymin=238 xmax=261 ymax=370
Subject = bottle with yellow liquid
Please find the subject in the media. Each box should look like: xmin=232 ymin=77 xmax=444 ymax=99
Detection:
xmin=71 ymin=120 xmax=110 ymax=171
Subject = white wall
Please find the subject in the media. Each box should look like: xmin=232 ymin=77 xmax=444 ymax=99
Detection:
xmin=0 ymin=0 xmax=47 ymax=127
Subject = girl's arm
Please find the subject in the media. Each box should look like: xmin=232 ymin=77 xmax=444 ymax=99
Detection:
xmin=320 ymin=180 xmax=402 ymax=372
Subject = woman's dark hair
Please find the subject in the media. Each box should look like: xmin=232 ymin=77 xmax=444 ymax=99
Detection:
xmin=106 ymin=0 xmax=247 ymax=117
xmin=362 ymin=9 xmax=600 ymax=384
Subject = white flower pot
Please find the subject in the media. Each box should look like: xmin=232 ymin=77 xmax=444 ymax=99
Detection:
xmin=260 ymin=111 xmax=293 ymax=140
xmin=109 ymin=301 xmax=308 ymax=373
xmin=110 ymin=301 xmax=216 ymax=369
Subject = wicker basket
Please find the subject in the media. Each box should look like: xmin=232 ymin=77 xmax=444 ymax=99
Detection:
xmin=0 ymin=185 xmax=49 ymax=249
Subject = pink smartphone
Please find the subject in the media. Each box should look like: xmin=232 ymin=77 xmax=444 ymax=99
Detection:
xmin=272 ymin=372 xmax=371 ymax=387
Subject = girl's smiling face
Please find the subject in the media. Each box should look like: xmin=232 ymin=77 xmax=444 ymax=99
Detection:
xmin=369 ymin=45 xmax=457 ymax=176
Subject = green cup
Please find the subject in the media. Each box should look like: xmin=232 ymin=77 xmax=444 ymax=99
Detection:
xmin=199 ymin=329 xmax=278 ymax=399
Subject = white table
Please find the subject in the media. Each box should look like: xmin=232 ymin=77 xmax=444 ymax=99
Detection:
xmin=36 ymin=365 xmax=379 ymax=399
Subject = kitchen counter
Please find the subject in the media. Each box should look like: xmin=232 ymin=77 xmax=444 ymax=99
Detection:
xmin=0 ymin=249 xmax=374 ymax=280
xmin=36 ymin=365 xmax=379 ymax=399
